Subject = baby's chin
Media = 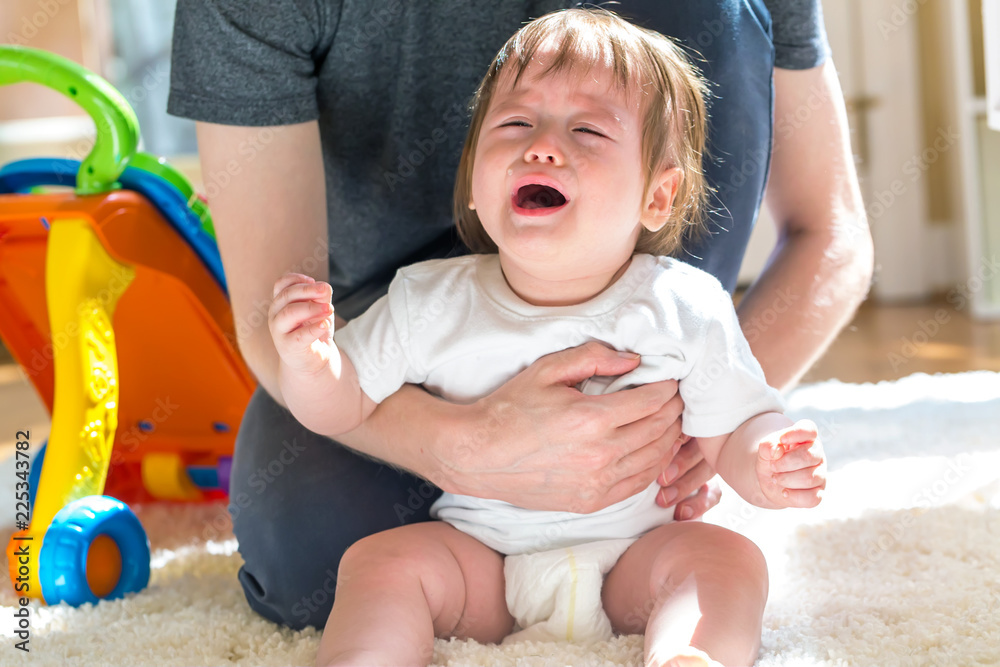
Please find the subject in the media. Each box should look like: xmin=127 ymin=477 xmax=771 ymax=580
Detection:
xmin=497 ymin=251 xmax=632 ymax=300
xmin=494 ymin=234 xmax=564 ymax=262
xmin=497 ymin=246 xmax=577 ymax=277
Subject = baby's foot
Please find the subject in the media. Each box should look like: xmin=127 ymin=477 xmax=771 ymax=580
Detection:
xmin=649 ymin=647 xmax=724 ymax=667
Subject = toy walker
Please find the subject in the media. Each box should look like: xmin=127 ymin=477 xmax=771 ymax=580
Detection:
xmin=0 ymin=46 xmax=255 ymax=606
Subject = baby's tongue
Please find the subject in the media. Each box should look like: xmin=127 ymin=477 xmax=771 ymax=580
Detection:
xmin=519 ymin=184 xmax=564 ymax=209
xmin=523 ymin=195 xmax=545 ymax=210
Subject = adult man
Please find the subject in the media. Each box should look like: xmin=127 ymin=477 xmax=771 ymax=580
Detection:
xmin=168 ymin=0 xmax=872 ymax=629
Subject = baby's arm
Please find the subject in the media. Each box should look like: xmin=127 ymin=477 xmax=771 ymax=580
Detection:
xmin=695 ymin=414 xmax=826 ymax=510
xmin=268 ymin=273 xmax=377 ymax=437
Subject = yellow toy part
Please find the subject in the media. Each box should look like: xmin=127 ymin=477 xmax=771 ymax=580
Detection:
xmin=15 ymin=219 xmax=133 ymax=599
xmin=141 ymin=453 xmax=204 ymax=501
xmin=2 ymin=46 xmax=251 ymax=607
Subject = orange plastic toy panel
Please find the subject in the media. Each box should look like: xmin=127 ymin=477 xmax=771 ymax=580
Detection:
xmin=0 ymin=191 xmax=255 ymax=489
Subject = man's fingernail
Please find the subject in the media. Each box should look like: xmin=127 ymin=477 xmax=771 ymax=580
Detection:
xmin=660 ymin=487 xmax=678 ymax=505
xmin=618 ymin=351 xmax=640 ymax=358
xmin=661 ymin=464 xmax=679 ymax=485
xmin=679 ymin=506 xmax=693 ymax=520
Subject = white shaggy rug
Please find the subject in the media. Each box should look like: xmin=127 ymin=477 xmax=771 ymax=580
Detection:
xmin=2 ymin=371 xmax=999 ymax=667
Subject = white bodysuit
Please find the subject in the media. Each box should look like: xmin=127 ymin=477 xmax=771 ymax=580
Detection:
xmin=334 ymin=253 xmax=785 ymax=644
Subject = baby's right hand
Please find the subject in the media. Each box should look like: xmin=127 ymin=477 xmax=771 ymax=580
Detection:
xmin=268 ymin=273 xmax=337 ymax=375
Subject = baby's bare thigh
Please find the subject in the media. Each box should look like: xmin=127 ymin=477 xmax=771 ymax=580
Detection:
xmin=340 ymin=521 xmax=515 ymax=643
xmin=601 ymin=522 xmax=767 ymax=636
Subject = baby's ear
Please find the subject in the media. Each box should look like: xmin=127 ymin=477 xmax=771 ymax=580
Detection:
xmin=640 ymin=167 xmax=681 ymax=232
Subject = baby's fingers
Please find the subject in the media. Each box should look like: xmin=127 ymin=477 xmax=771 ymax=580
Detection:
xmin=273 ymin=279 xmax=333 ymax=308
xmin=270 ymin=281 xmax=334 ymax=329
xmin=770 ymin=438 xmax=824 ymax=473
xmin=288 ymin=317 xmax=334 ymax=346
xmin=758 ymin=419 xmax=821 ymax=463
xmin=757 ymin=439 xmax=785 ymax=463
xmin=273 ymin=272 xmax=315 ymax=298
xmin=776 ymin=486 xmax=825 ymax=509
xmin=771 ymin=462 xmax=826 ymax=493
xmin=779 ymin=419 xmax=819 ymax=451
xmin=270 ymin=300 xmax=334 ymax=335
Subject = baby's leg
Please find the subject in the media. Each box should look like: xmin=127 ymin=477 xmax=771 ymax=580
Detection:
xmin=601 ymin=522 xmax=768 ymax=667
xmin=316 ymin=521 xmax=515 ymax=667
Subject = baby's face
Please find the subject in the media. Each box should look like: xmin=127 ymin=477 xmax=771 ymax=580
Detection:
xmin=470 ymin=50 xmax=666 ymax=287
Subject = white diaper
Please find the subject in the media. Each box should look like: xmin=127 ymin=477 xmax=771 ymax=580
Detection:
xmin=501 ymin=537 xmax=638 ymax=646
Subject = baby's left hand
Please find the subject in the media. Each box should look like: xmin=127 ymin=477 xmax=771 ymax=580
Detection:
xmin=756 ymin=419 xmax=826 ymax=508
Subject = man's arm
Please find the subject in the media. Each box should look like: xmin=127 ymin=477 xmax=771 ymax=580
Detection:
xmin=197 ymin=120 xmax=329 ymax=404
xmin=736 ymin=61 xmax=875 ymax=392
xmin=337 ymin=344 xmax=685 ymax=511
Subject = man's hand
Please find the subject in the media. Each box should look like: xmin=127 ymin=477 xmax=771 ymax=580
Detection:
xmin=268 ymin=273 xmax=337 ymax=375
xmin=654 ymin=436 xmax=723 ymax=521
xmin=439 ymin=341 xmax=686 ymax=513
xmin=755 ymin=418 xmax=826 ymax=508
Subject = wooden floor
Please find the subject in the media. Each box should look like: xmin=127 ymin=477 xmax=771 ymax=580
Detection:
xmin=1 ymin=295 xmax=999 ymax=459
xmin=795 ymin=294 xmax=1000 ymax=384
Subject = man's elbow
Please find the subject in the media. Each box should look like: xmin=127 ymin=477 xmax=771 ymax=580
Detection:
xmin=234 ymin=327 xmax=288 ymax=406
xmin=234 ymin=333 xmax=268 ymax=383
xmin=841 ymin=211 xmax=875 ymax=302
xmin=820 ymin=208 xmax=875 ymax=303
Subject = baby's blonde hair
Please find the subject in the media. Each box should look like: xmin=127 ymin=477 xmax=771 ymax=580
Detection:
xmin=453 ymin=6 xmax=710 ymax=257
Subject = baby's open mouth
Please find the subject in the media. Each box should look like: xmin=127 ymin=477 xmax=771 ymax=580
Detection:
xmin=515 ymin=184 xmax=568 ymax=210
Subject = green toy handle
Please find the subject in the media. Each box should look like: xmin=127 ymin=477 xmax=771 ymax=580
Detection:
xmin=0 ymin=45 xmax=139 ymax=195
xmin=130 ymin=152 xmax=216 ymax=237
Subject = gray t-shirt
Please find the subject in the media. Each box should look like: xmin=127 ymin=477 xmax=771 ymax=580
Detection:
xmin=763 ymin=0 xmax=831 ymax=69
xmin=168 ymin=0 xmax=829 ymax=319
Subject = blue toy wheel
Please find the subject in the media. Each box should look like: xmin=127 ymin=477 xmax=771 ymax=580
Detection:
xmin=38 ymin=495 xmax=151 ymax=606
xmin=27 ymin=440 xmax=46 ymax=511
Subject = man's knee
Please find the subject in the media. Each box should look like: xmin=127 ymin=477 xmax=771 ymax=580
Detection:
xmin=229 ymin=471 xmax=348 ymax=630
xmin=235 ymin=528 xmax=345 ymax=630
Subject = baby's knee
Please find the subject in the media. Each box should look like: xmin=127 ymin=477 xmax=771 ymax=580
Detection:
xmin=700 ymin=528 xmax=768 ymax=597
xmin=720 ymin=531 xmax=768 ymax=592
xmin=340 ymin=530 xmax=403 ymax=570
xmin=664 ymin=525 xmax=769 ymax=592
xmin=337 ymin=526 xmax=438 ymax=583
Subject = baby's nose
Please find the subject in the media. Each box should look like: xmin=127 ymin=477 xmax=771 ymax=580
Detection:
xmin=526 ymin=148 xmax=558 ymax=163
xmin=524 ymin=135 xmax=564 ymax=165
